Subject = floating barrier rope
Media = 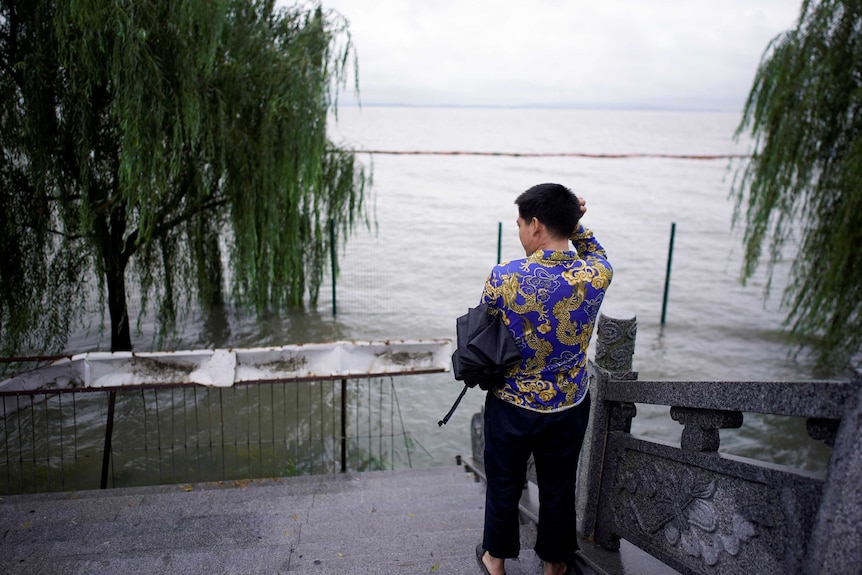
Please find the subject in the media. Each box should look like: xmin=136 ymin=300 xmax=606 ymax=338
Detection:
xmin=357 ymin=149 xmax=750 ymax=160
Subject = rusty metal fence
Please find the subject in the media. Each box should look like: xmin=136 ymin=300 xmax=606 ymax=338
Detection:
xmin=0 ymin=340 xmax=452 ymax=495
xmin=0 ymin=375 xmax=433 ymax=495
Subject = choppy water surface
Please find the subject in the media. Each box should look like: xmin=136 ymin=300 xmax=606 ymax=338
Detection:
xmin=63 ymin=107 xmax=832 ymax=477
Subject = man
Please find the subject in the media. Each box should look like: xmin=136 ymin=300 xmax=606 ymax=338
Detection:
xmin=476 ymin=183 xmax=612 ymax=575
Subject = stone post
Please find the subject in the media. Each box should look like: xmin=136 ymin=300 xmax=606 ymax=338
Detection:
xmin=670 ymin=407 xmax=743 ymax=452
xmin=577 ymin=312 xmax=638 ymax=545
xmin=802 ymin=372 xmax=862 ymax=575
xmin=593 ymin=312 xmax=638 ymax=375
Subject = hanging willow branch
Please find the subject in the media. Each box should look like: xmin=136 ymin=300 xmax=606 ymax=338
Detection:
xmin=734 ymin=0 xmax=862 ymax=373
xmin=0 ymin=0 xmax=369 ymax=354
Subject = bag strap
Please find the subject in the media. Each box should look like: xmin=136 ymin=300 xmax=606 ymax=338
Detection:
xmin=437 ymin=384 xmax=470 ymax=426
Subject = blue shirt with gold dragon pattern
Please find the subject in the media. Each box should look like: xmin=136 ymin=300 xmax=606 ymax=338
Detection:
xmin=480 ymin=225 xmax=612 ymax=412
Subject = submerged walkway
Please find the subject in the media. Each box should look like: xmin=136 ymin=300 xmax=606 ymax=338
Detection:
xmin=0 ymin=466 xmax=549 ymax=575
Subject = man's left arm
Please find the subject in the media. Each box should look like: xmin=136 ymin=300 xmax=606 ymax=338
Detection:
xmin=570 ymin=224 xmax=608 ymax=262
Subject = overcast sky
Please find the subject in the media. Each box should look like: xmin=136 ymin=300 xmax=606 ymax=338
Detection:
xmin=296 ymin=0 xmax=802 ymax=110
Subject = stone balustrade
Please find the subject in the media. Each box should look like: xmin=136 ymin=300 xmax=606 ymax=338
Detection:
xmin=468 ymin=312 xmax=862 ymax=575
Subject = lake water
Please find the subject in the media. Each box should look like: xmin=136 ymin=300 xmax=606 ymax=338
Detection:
xmin=65 ymin=106 xmax=832 ymax=475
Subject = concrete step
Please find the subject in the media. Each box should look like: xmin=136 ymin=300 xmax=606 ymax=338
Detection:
xmin=0 ymin=465 xmax=546 ymax=575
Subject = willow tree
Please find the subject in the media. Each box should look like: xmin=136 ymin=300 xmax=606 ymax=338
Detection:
xmin=0 ymin=0 xmax=367 ymax=354
xmin=734 ymin=0 xmax=862 ymax=373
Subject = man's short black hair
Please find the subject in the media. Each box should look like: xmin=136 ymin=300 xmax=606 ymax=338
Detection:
xmin=515 ymin=183 xmax=581 ymax=239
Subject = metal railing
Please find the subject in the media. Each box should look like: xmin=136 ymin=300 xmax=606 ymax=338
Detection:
xmin=0 ymin=340 xmax=451 ymax=495
xmin=1 ymin=375 xmax=435 ymax=495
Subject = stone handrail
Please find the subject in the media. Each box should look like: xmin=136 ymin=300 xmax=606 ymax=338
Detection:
xmin=468 ymin=313 xmax=861 ymax=575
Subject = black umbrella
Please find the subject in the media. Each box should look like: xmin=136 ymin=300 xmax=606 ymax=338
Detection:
xmin=439 ymin=304 xmax=521 ymax=426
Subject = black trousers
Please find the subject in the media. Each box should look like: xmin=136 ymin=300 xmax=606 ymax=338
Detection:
xmin=481 ymin=391 xmax=591 ymax=564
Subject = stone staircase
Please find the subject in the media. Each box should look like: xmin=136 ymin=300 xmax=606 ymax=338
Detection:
xmin=1 ymin=465 xmax=546 ymax=575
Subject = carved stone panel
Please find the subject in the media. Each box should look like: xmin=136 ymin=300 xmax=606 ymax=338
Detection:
xmin=595 ymin=314 xmax=637 ymax=374
xmin=609 ymin=448 xmax=820 ymax=575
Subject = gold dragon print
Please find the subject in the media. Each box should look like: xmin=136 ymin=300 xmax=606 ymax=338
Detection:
xmin=481 ymin=233 xmax=612 ymax=411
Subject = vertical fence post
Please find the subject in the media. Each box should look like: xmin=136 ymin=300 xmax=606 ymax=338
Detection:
xmin=330 ymin=218 xmax=337 ymax=317
xmin=497 ymin=222 xmax=503 ymax=264
xmin=100 ymin=390 xmax=117 ymax=489
xmin=340 ymin=378 xmax=347 ymax=473
xmin=661 ymin=222 xmax=676 ymax=326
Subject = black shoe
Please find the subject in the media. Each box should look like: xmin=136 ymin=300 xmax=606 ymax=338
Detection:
xmin=475 ymin=544 xmax=491 ymax=575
